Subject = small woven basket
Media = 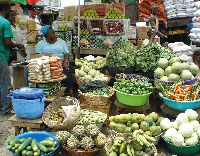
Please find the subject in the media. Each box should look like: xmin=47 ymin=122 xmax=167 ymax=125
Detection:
xmin=62 ymin=145 xmax=101 ymax=156
xmin=76 ymin=75 xmax=110 ymax=87
xmin=78 ymin=87 xmax=115 ymax=106
xmin=42 ymin=97 xmax=80 ymax=131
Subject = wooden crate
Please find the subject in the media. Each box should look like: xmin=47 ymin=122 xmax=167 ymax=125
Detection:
xmin=80 ymin=101 xmax=111 ymax=126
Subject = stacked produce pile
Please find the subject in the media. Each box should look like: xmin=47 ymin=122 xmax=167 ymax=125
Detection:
xmin=28 ymin=57 xmax=51 ymax=81
xmin=154 ymin=57 xmax=199 ymax=82
xmin=139 ymin=0 xmax=167 ymax=24
xmin=49 ymin=56 xmax=64 ymax=79
xmin=163 ymin=0 xmax=195 ymax=19
xmin=135 ymin=45 xmax=178 ymax=72
xmin=116 ymin=73 xmax=149 ymax=82
xmin=7 ymin=136 xmax=58 ymax=155
xmin=57 ymin=15 xmax=73 ymax=21
xmin=83 ymin=10 xmax=99 ymax=19
xmin=106 ymin=41 xmax=137 ymax=71
xmin=109 ymin=112 xmax=163 ymax=136
xmin=56 ymin=124 xmax=107 ymax=151
xmin=104 ymin=8 xmax=125 ymax=19
xmin=161 ymin=109 xmax=200 ymax=149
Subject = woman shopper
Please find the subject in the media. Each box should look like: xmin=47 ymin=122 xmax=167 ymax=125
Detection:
xmin=0 ymin=1 xmax=25 ymax=115
xmin=6 ymin=10 xmax=27 ymax=63
xmin=35 ymin=25 xmax=74 ymax=97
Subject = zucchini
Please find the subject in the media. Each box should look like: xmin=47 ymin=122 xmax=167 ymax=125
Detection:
xmin=46 ymin=147 xmax=55 ymax=152
xmin=19 ymin=138 xmax=26 ymax=143
xmin=33 ymin=149 xmax=40 ymax=156
xmin=37 ymin=142 xmax=48 ymax=153
xmin=45 ymin=137 xmax=54 ymax=141
xmin=11 ymin=146 xmax=17 ymax=152
xmin=18 ymin=137 xmax=32 ymax=151
xmin=7 ymin=137 xmax=15 ymax=144
xmin=6 ymin=145 xmax=12 ymax=150
xmin=41 ymin=140 xmax=54 ymax=147
xmin=26 ymin=145 xmax=32 ymax=151
xmin=15 ymin=149 xmax=20 ymax=155
xmin=27 ymin=150 xmax=34 ymax=156
xmin=53 ymin=141 xmax=58 ymax=147
xmin=31 ymin=139 xmax=38 ymax=152
xmin=22 ymin=150 xmax=28 ymax=156
xmin=15 ymin=143 xmax=21 ymax=148
xmin=10 ymin=138 xmax=20 ymax=146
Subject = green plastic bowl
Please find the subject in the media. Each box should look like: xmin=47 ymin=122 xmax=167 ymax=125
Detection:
xmin=162 ymin=136 xmax=200 ymax=156
xmin=114 ymin=88 xmax=152 ymax=106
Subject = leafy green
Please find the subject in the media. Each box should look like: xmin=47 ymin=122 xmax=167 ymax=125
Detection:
xmin=106 ymin=41 xmax=137 ymax=71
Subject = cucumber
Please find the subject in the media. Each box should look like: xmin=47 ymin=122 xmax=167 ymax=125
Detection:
xmin=33 ymin=149 xmax=40 ymax=156
xmin=22 ymin=150 xmax=28 ymax=156
xmin=15 ymin=149 xmax=20 ymax=155
xmin=6 ymin=145 xmax=12 ymax=150
xmin=27 ymin=150 xmax=34 ymax=156
xmin=37 ymin=142 xmax=48 ymax=153
xmin=7 ymin=137 xmax=15 ymax=144
xmin=19 ymin=138 xmax=26 ymax=143
xmin=41 ymin=140 xmax=54 ymax=147
xmin=46 ymin=146 xmax=55 ymax=152
xmin=26 ymin=145 xmax=32 ymax=151
xmin=45 ymin=137 xmax=54 ymax=141
xmin=31 ymin=139 xmax=38 ymax=152
xmin=11 ymin=146 xmax=17 ymax=152
xmin=40 ymin=151 xmax=45 ymax=155
xmin=10 ymin=138 xmax=20 ymax=146
xmin=18 ymin=137 xmax=32 ymax=151
xmin=53 ymin=141 xmax=58 ymax=147
xmin=15 ymin=143 xmax=21 ymax=148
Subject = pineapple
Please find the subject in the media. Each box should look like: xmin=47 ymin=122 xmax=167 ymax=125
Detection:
xmin=95 ymin=132 xmax=107 ymax=148
xmin=56 ymin=131 xmax=71 ymax=145
xmin=86 ymin=124 xmax=100 ymax=136
xmin=67 ymin=135 xmax=79 ymax=149
xmin=80 ymin=136 xmax=94 ymax=150
xmin=72 ymin=125 xmax=86 ymax=138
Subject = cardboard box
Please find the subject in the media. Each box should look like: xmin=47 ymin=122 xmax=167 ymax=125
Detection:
xmin=64 ymin=6 xmax=78 ymax=16
xmin=128 ymin=26 xmax=136 ymax=39
xmin=137 ymin=39 xmax=144 ymax=50
xmin=112 ymin=3 xmax=125 ymax=16
xmin=94 ymin=3 xmax=108 ymax=16
xmin=80 ymin=5 xmax=95 ymax=16
xmin=137 ymin=26 xmax=151 ymax=39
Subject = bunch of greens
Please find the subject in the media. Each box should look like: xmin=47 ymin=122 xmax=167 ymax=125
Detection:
xmin=80 ymin=86 xmax=110 ymax=95
xmin=135 ymin=45 xmax=178 ymax=72
xmin=106 ymin=41 xmax=137 ymax=71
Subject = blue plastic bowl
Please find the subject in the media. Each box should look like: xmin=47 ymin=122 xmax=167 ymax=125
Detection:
xmin=159 ymin=93 xmax=200 ymax=111
xmin=162 ymin=136 xmax=200 ymax=156
xmin=8 ymin=131 xmax=59 ymax=156
xmin=115 ymin=74 xmax=149 ymax=82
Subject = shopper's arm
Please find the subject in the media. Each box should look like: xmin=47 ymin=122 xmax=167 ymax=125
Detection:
xmin=4 ymin=37 xmax=24 ymax=49
xmin=63 ymin=53 xmax=69 ymax=71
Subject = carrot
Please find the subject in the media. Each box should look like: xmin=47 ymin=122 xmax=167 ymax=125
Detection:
xmin=175 ymin=94 xmax=186 ymax=97
xmin=184 ymin=93 xmax=189 ymax=101
xmin=167 ymin=92 xmax=179 ymax=99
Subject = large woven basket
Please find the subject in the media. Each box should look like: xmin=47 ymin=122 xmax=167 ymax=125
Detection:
xmin=62 ymin=145 xmax=101 ymax=156
xmin=76 ymin=75 xmax=110 ymax=87
xmin=78 ymin=87 xmax=115 ymax=106
xmin=42 ymin=97 xmax=80 ymax=130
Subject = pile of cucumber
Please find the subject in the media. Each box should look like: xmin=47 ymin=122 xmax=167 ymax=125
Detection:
xmin=7 ymin=137 xmax=58 ymax=156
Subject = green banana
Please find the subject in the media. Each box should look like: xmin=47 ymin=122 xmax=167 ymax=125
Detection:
xmin=143 ymin=133 xmax=156 ymax=142
xmin=119 ymin=141 xmax=126 ymax=154
xmin=127 ymin=144 xmax=132 ymax=156
xmin=138 ymin=134 xmax=152 ymax=147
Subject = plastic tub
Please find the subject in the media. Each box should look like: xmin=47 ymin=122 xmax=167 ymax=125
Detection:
xmin=114 ymin=88 xmax=152 ymax=106
xmin=162 ymin=136 xmax=200 ymax=156
xmin=154 ymin=75 xmax=197 ymax=85
xmin=159 ymin=93 xmax=200 ymax=111
xmin=9 ymin=131 xmax=59 ymax=156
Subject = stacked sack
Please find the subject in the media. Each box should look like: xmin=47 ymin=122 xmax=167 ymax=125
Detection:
xmin=49 ymin=56 xmax=64 ymax=79
xmin=163 ymin=0 xmax=195 ymax=19
xmin=28 ymin=56 xmax=51 ymax=81
xmin=189 ymin=1 xmax=200 ymax=42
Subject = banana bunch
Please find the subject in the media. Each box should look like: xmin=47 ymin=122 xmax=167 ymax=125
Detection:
xmin=109 ymin=129 xmax=157 ymax=156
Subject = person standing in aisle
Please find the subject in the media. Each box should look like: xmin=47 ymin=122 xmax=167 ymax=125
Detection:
xmin=0 ymin=1 xmax=25 ymax=115
xmin=35 ymin=25 xmax=74 ymax=97
xmin=6 ymin=10 xmax=27 ymax=63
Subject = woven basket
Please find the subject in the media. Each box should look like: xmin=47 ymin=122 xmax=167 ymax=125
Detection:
xmin=62 ymin=145 xmax=101 ymax=156
xmin=78 ymin=87 xmax=115 ymax=106
xmin=42 ymin=97 xmax=80 ymax=130
xmin=76 ymin=75 xmax=110 ymax=87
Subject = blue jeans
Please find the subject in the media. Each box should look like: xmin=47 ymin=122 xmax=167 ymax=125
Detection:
xmin=0 ymin=61 xmax=12 ymax=113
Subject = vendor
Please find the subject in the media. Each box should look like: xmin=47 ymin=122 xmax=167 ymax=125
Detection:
xmin=35 ymin=25 xmax=74 ymax=97
xmin=6 ymin=10 xmax=27 ymax=63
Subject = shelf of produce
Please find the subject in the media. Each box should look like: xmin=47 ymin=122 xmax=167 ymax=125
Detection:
xmin=114 ymin=99 xmax=150 ymax=115
xmin=8 ymin=115 xmax=43 ymax=135
xmin=80 ymin=100 xmax=112 ymax=126
xmin=45 ymin=87 xmax=66 ymax=103
xmin=73 ymin=48 xmax=109 ymax=58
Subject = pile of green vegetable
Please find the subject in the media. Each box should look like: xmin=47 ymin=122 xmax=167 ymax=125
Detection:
xmin=7 ymin=137 xmax=57 ymax=156
xmin=114 ymin=79 xmax=153 ymax=95
xmin=106 ymin=41 xmax=137 ymax=71
xmin=116 ymin=73 xmax=149 ymax=82
xmin=109 ymin=112 xmax=163 ymax=136
xmin=135 ymin=45 xmax=178 ymax=72
xmin=108 ymin=130 xmax=157 ymax=156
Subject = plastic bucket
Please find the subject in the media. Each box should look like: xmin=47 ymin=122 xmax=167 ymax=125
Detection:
xmin=9 ymin=131 xmax=59 ymax=156
xmin=115 ymin=89 xmax=151 ymax=106
xmin=7 ymin=93 xmax=47 ymax=119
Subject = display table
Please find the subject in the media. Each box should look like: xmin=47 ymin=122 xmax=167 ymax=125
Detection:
xmin=9 ymin=115 xmax=43 ymax=135
xmin=114 ymin=99 xmax=150 ymax=115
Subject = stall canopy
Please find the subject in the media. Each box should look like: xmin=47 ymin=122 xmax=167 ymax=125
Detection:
xmin=11 ymin=0 xmax=41 ymax=5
